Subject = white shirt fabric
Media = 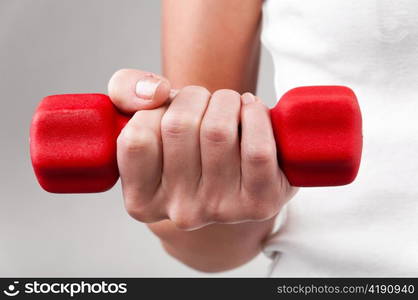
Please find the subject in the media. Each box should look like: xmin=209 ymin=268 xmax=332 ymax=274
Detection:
xmin=261 ymin=0 xmax=418 ymax=276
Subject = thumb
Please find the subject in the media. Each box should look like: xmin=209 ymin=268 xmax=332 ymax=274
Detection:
xmin=108 ymin=68 xmax=174 ymax=114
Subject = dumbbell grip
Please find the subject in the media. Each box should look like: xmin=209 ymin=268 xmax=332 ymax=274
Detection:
xmin=30 ymin=87 xmax=362 ymax=193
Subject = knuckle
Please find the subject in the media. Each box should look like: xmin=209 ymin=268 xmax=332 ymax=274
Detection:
xmin=181 ymin=85 xmax=210 ymax=98
xmin=204 ymin=200 xmax=224 ymax=222
xmin=124 ymin=199 xmax=156 ymax=223
xmin=201 ymin=123 xmax=234 ymax=143
xmin=161 ymin=114 xmax=199 ymax=138
xmin=247 ymin=201 xmax=278 ymax=221
xmin=206 ymin=208 xmax=230 ymax=223
xmin=203 ymin=198 xmax=240 ymax=224
xmin=170 ymin=214 xmax=203 ymax=231
xmin=212 ymin=89 xmax=240 ymax=100
xmin=168 ymin=204 xmax=205 ymax=231
xmin=244 ymin=145 xmax=276 ymax=164
xmin=118 ymin=125 xmax=155 ymax=153
xmin=124 ymin=201 xmax=142 ymax=219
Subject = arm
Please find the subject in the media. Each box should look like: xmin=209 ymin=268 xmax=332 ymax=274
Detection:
xmin=162 ymin=0 xmax=262 ymax=93
xmin=107 ymin=0 xmax=294 ymax=274
xmin=149 ymin=0 xmax=271 ymax=272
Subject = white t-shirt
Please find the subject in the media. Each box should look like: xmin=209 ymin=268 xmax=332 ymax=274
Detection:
xmin=261 ymin=0 xmax=418 ymax=276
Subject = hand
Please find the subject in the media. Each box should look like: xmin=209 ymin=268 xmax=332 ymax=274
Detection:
xmin=108 ymin=69 xmax=297 ymax=230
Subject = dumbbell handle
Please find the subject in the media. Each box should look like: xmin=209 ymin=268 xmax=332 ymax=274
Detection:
xmin=30 ymin=86 xmax=363 ymax=193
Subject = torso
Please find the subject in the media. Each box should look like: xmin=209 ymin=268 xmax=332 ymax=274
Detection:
xmin=262 ymin=0 xmax=418 ymax=276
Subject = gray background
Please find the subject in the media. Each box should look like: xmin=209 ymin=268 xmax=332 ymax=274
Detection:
xmin=0 ymin=0 xmax=276 ymax=276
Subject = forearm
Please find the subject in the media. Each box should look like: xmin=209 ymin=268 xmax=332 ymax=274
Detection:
xmin=162 ymin=0 xmax=262 ymax=93
xmin=148 ymin=218 xmax=275 ymax=272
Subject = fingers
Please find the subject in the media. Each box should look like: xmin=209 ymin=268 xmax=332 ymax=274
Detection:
xmin=161 ymin=86 xmax=211 ymax=190
xmin=240 ymin=93 xmax=283 ymax=203
xmin=115 ymin=83 xmax=291 ymax=227
xmin=200 ymin=89 xmax=241 ymax=191
xmin=117 ymin=106 xmax=167 ymax=222
xmin=108 ymin=68 xmax=172 ymax=114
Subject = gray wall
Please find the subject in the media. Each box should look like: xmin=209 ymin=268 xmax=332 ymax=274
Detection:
xmin=0 ymin=0 xmax=276 ymax=277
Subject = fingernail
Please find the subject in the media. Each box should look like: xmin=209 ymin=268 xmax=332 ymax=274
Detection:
xmin=135 ymin=74 xmax=161 ymax=101
xmin=241 ymin=92 xmax=256 ymax=104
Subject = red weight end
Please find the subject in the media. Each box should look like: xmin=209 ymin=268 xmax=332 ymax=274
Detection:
xmin=271 ymin=86 xmax=363 ymax=187
xmin=30 ymin=94 xmax=124 ymax=193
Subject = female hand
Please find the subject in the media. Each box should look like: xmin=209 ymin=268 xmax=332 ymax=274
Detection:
xmin=108 ymin=68 xmax=297 ymax=230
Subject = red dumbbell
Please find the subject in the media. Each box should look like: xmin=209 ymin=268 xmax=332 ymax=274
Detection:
xmin=30 ymin=86 xmax=362 ymax=193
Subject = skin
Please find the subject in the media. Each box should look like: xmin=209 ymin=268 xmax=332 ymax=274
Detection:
xmin=107 ymin=0 xmax=298 ymax=272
